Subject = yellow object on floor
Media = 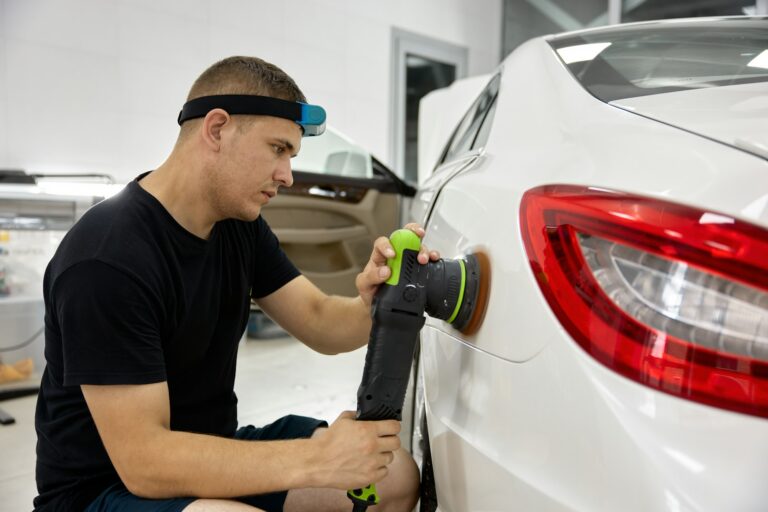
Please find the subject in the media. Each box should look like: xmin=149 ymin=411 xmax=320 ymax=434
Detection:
xmin=0 ymin=358 xmax=33 ymax=384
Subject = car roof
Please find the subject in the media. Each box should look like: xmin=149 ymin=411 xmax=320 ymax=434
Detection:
xmin=545 ymin=15 xmax=768 ymax=42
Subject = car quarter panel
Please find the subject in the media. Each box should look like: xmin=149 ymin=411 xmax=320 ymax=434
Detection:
xmin=421 ymin=322 xmax=768 ymax=512
xmin=417 ymin=33 xmax=768 ymax=512
xmin=418 ymin=36 xmax=768 ymax=363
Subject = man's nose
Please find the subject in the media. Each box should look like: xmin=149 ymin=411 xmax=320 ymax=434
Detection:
xmin=275 ymin=158 xmax=293 ymax=188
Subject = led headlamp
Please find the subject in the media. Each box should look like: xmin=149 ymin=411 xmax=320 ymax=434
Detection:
xmin=177 ymin=94 xmax=326 ymax=136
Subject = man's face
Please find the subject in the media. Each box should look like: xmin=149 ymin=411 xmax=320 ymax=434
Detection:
xmin=211 ymin=115 xmax=302 ymax=222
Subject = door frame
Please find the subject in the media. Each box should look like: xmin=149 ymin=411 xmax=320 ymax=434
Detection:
xmin=390 ymin=28 xmax=468 ymax=183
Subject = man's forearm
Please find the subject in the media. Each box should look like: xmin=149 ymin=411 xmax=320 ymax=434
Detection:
xmin=125 ymin=429 xmax=319 ymax=499
xmin=256 ymin=276 xmax=372 ymax=354
xmin=304 ymin=294 xmax=372 ymax=354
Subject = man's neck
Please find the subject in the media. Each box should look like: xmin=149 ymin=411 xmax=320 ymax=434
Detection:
xmin=139 ymin=156 xmax=217 ymax=240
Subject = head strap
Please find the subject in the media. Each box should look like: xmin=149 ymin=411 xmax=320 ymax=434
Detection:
xmin=177 ymin=94 xmax=326 ymax=136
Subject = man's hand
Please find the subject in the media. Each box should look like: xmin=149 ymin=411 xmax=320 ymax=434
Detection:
xmin=258 ymin=223 xmax=439 ymax=354
xmin=356 ymin=223 xmax=440 ymax=308
xmin=308 ymin=411 xmax=402 ymax=489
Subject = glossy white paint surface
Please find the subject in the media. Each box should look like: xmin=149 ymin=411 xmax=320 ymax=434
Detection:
xmin=612 ymin=82 xmax=768 ymax=161
xmin=412 ymin=28 xmax=768 ymax=512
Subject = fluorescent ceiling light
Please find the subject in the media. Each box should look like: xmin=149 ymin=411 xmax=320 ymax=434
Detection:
xmin=35 ymin=181 xmax=125 ymax=198
xmin=557 ymin=42 xmax=611 ymax=64
xmin=748 ymin=49 xmax=768 ymax=70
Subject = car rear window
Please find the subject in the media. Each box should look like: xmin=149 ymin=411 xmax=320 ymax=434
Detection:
xmin=548 ymin=18 xmax=768 ymax=102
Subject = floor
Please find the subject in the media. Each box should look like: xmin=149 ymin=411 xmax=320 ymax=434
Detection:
xmin=0 ymin=335 xmax=367 ymax=511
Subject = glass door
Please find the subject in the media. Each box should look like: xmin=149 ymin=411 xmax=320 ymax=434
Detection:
xmin=404 ymin=54 xmax=457 ymax=184
xmin=391 ymin=28 xmax=468 ymax=185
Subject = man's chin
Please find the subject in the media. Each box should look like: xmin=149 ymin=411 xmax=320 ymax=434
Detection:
xmin=232 ymin=206 xmax=262 ymax=222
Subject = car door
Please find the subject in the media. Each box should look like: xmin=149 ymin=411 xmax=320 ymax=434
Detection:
xmin=406 ymin=73 xmax=501 ymax=509
xmin=260 ymin=128 xmax=415 ymax=297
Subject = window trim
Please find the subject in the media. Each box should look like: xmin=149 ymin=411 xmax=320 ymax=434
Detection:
xmin=436 ymin=73 xmax=501 ymax=168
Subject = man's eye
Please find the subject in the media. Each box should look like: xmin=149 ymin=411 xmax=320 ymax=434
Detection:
xmin=272 ymin=145 xmax=285 ymax=155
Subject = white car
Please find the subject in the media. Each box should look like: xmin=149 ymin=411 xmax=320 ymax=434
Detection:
xmin=408 ymin=16 xmax=768 ymax=512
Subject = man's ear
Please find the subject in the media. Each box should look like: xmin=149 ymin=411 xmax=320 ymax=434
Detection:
xmin=201 ymin=108 xmax=231 ymax=152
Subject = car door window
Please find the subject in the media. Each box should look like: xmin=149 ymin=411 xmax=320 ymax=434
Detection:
xmin=291 ymin=128 xmax=374 ymax=179
xmin=438 ymin=74 xmax=500 ymax=165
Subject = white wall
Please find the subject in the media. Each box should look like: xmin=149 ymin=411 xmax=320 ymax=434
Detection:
xmin=0 ymin=0 xmax=502 ymax=183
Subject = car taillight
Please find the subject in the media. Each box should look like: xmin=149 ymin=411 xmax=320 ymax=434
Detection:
xmin=520 ymin=184 xmax=768 ymax=418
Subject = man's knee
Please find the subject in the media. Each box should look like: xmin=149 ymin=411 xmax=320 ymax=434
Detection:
xmin=182 ymin=499 xmax=265 ymax=511
xmin=305 ymin=427 xmax=418 ymax=511
xmin=378 ymin=448 xmax=419 ymax=511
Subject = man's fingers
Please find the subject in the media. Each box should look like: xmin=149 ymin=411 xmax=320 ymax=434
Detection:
xmin=375 ymin=264 xmax=390 ymax=281
xmin=364 ymin=224 xmax=434 ymax=284
xmin=372 ymin=466 xmax=388 ymax=483
xmin=377 ymin=435 xmax=401 ymax=453
xmin=404 ymin=223 xmax=426 ymax=238
xmin=377 ymin=451 xmax=395 ymax=468
xmin=373 ymin=419 xmax=401 ymax=437
xmin=418 ymin=247 xmax=440 ymax=264
xmin=400 ymin=223 xmax=438 ymax=264
xmin=371 ymin=236 xmax=395 ymax=265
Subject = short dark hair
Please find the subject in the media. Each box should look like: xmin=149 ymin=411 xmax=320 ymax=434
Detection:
xmin=179 ymin=56 xmax=306 ymax=138
xmin=187 ymin=56 xmax=306 ymax=103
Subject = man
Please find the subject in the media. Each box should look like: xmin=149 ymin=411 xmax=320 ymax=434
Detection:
xmin=34 ymin=56 xmax=434 ymax=511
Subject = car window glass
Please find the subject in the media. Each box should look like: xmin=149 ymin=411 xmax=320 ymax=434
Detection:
xmin=549 ymin=19 xmax=768 ymax=102
xmin=471 ymin=96 xmax=498 ymax=151
xmin=439 ymin=74 xmax=501 ymax=165
xmin=291 ymin=129 xmax=374 ymax=179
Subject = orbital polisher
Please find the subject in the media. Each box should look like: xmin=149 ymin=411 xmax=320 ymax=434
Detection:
xmin=347 ymin=229 xmax=490 ymax=511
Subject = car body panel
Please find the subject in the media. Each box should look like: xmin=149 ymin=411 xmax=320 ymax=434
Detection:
xmin=411 ymin=150 xmax=483 ymax=228
xmin=411 ymin=19 xmax=768 ymax=512
xmin=415 ymin=36 xmax=768 ymax=363
xmin=611 ymin=82 xmax=768 ymax=161
xmin=421 ymin=324 xmax=768 ymax=512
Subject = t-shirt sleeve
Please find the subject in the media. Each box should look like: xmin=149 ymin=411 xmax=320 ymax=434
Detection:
xmin=52 ymin=260 xmax=166 ymax=386
xmin=250 ymin=217 xmax=301 ymax=299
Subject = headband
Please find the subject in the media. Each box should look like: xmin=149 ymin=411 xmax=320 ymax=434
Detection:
xmin=177 ymin=94 xmax=326 ymax=136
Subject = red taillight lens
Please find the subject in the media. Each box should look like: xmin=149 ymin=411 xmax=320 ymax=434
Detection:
xmin=520 ymin=184 xmax=768 ymax=418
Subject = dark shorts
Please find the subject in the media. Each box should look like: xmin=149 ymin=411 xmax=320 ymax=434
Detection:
xmin=84 ymin=415 xmax=327 ymax=512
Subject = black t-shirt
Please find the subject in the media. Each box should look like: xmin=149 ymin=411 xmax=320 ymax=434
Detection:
xmin=33 ymin=175 xmax=300 ymax=511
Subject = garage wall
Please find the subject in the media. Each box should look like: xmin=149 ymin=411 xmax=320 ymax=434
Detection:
xmin=0 ymin=0 xmax=502 ymax=183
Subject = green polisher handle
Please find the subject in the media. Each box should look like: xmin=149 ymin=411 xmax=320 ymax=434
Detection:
xmin=347 ymin=483 xmax=380 ymax=510
xmin=347 ymin=229 xmax=424 ymax=510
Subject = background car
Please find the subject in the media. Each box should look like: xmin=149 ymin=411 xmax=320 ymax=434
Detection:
xmin=262 ymin=127 xmax=415 ymax=298
xmin=408 ymin=16 xmax=768 ymax=512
